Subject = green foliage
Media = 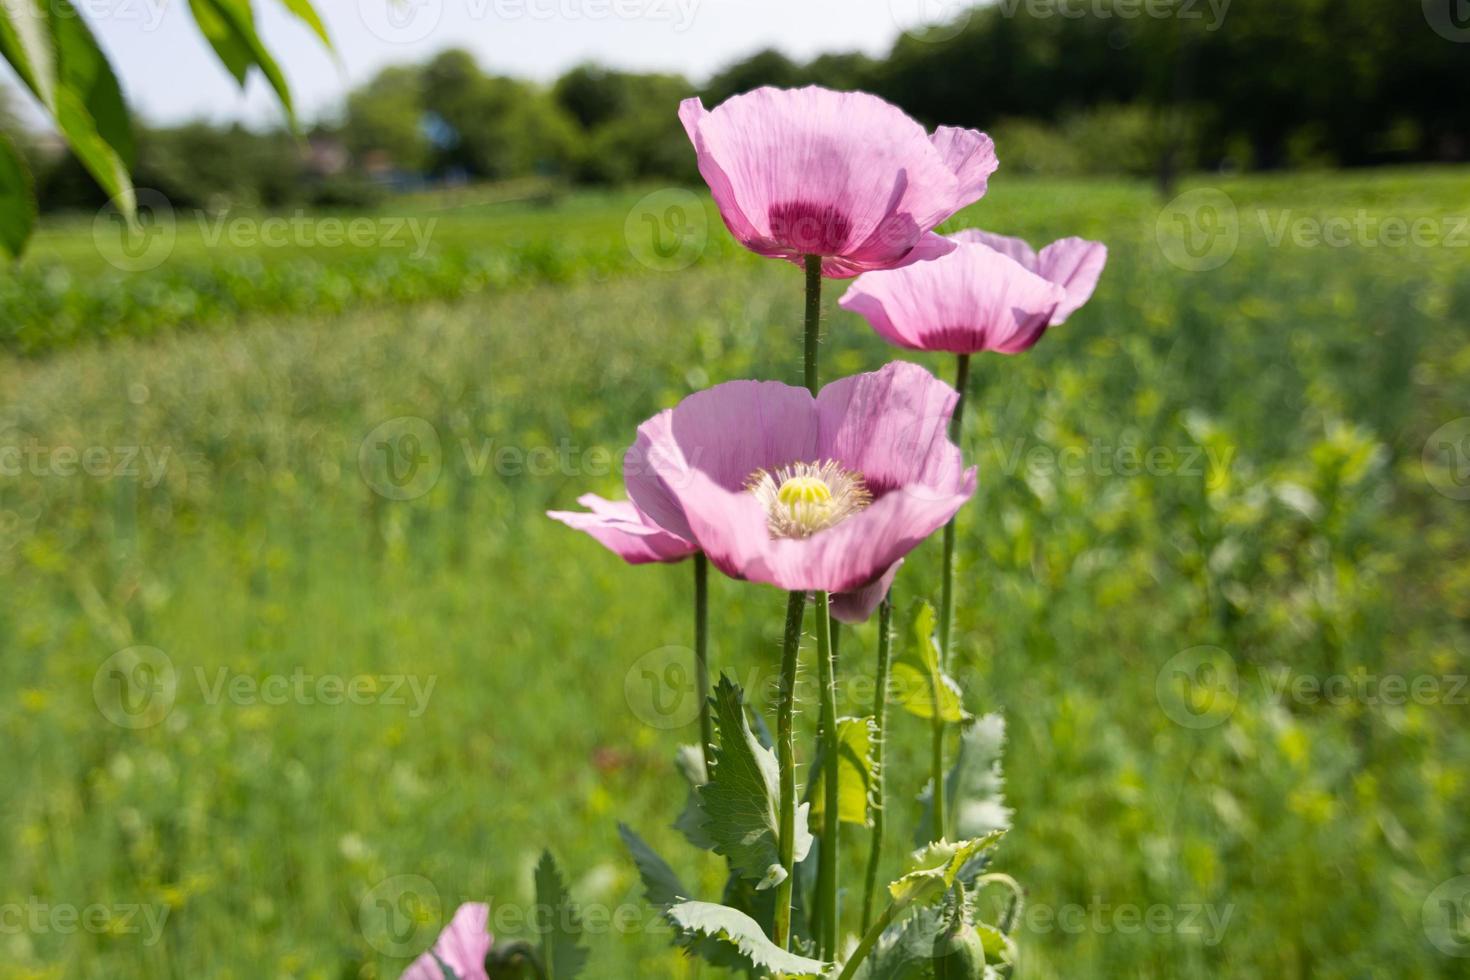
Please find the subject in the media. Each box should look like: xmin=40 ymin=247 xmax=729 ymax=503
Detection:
xmin=1 ymin=173 xmax=1467 ymax=978
xmin=618 ymin=823 xmax=689 ymax=909
xmin=697 ymin=675 xmax=812 ymax=889
xmin=0 ymin=131 xmax=34 ymax=259
xmin=892 ymin=603 xmax=969 ymax=723
xmin=533 ymin=850 xmax=589 ymax=980
xmin=0 ymin=0 xmax=135 ymax=228
xmin=807 ymin=715 xmax=877 ymax=829
xmin=665 ymin=901 xmax=829 ymax=978
xmin=917 ymin=714 xmax=1012 ymax=848
xmin=888 ymin=835 xmax=1005 ymax=910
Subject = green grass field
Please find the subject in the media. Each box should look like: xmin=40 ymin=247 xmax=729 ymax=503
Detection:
xmin=2 ymin=169 xmax=1469 ymax=979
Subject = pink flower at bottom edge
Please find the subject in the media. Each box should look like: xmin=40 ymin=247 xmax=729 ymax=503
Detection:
xmin=402 ymin=903 xmax=492 ymax=980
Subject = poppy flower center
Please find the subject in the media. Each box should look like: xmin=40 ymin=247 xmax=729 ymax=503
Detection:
xmin=768 ymin=201 xmax=852 ymax=255
xmin=746 ymin=461 xmax=872 ymax=539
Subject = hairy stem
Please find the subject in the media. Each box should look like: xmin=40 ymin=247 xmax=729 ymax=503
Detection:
xmin=860 ymin=593 xmax=893 ymax=933
xmin=834 ymin=898 xmax=899 ymax=980
xmin=694 ymin=552 xmax=712 ymax=768
xmin=803 ymin=254 xmax=823 ymax=394
xmin=815 ymin=591 xmax=840 ymax=958
xmin=773 ymin=590 xmax=807 ymax=950
xmin=938 ymin=353 xmax=971 ymax=672
xmin=931 ymin=708 xmax=947 ymax=842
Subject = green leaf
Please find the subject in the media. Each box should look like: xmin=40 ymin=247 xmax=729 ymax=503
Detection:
xmin=892 ymin=603 xmax=969 ymax=723
xmin=671 ymin=743 xmax=715 ymax=850
xmin=618 ymin=823 xmax=689 ymax=909
xmin=0 ymin=131 xmax=35 ymax=259
xmin=276 ymin=0 xmax=332 ymax=49
xmin=665 ymin=901 xmax=829 ymax=978
xmin=50 ymin=0 xmax=134 ymax=166
xmin=887 ymin=834 xmax=1005 ymax=910
xmin=917 ymin=714 xmax=1012 ymax=849
xmin=188 ymin=0 xmax=295 ymax=124
xmin=533 ymin=850 xmax=588 ymax=980
xmin=697 ymin=676 xmax=812 ymax=890
xmin=807 ymin=715 xmax=877 ymax=829
xmin=0 ymin=0 xmax=135 ymax=218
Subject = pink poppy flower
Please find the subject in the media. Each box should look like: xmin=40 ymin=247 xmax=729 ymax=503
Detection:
xmin=679 ymin=86 xmax=997 ymax=279
xmin=950 ymin=229 xmax=1108 ymax=326
xmin=402 ymin=903 xmax=492 ymax=980
xmin=623 ymin=361 xmax=975 ymax=616
xmin=837 ymin=231 xmax=1107 ymax=355
xmin=547 ymin=493 xmax=698 ymax=565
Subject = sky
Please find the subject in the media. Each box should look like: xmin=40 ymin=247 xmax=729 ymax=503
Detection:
xmin=2 ymin=0 xmax=970 ymax=130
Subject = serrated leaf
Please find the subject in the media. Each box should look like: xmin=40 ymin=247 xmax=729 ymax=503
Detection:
xmin=917 ymin=714 xmax=1013 ymax=848
xmin=666 ymin=901 xmax=829 ymax=978
xmin=807 ymin=715 xmax=877 ymax=828
xmin=975 ymin=921 xmax=1015 ymax=965
xmin=50 ymin=0 xmax=134 ymax=166
xmin=618 ymin=823 xmax=689 ymax=910
xmin=188 ymin=0 xmax=295 ymax=124
xmin=887 ymin=834 xmax=1005 ymax=910
xmin=0 ymin=131 xmax=35 ymax=258
xmin=276 ymin=0 xmax=332 ymax=49
xmin=671 ymin=743 xmax=715 ymax=850
xmin=892 ymin=603 xmax=969 ymax=723
xmin=697 ymin=676 xmax=812 ymax=890
xmin=0 ymin=0 xmax=135 ymax=218
xmin=533 ymin=850 xmax=588 ymax=980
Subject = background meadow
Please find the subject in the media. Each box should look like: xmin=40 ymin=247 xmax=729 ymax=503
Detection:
xmin=2 ymin=167 xmax=1468 ymax=978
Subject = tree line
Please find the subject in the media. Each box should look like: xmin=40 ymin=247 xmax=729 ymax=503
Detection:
xmin=10 ymin=0 xmax=1467 ymax=212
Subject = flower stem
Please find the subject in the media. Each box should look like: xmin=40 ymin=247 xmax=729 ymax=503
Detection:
xmin=834 ymin=897 xmax=900 ymax=980
xmin=932 ymin=354 xmax=970 ymax=846
xmin=931 ymin=708 xmax=947 ymax=842
xmin=860 ymin=592 xmax=893 ymax=934
xmin=694 ymin=552 xmax=712 ymax=767
xmin=815 ymin=590 xmax=840 ymax=959
xmin=803 ymin=254 xmax=823 ymax=394
xmin=774 ymin=589 xmax=807 ymax=951
xmin=938 ymin=353 xmax=971 ymax=672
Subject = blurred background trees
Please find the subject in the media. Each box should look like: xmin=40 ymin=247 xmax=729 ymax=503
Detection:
xmin=4 ymin=0 xmax=1466 ymax=213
